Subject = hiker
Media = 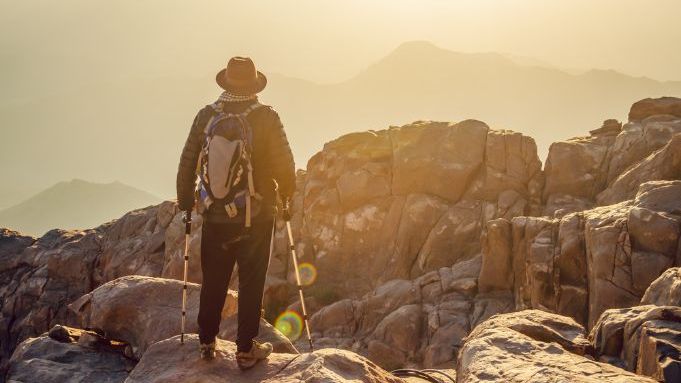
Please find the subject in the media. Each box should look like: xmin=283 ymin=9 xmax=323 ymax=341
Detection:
xmin=176 ymin=57 xmax=296 ymax=369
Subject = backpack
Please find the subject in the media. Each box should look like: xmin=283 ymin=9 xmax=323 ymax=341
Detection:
xmin=196 ymin=102 xmax=262 ymax=227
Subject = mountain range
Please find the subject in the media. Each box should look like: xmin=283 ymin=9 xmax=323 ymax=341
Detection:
xmin=267 ymin=41 xmax=681 ymax=161
xmin=1 ymin=41 xmax=680 ymax=208
xmin=0 ymin=179 xmax=161 ymax=236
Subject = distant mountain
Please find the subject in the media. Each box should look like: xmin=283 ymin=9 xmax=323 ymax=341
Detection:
xmin=0 ymin=179 xmax=162 ymax=236
xmin=266 ymin=40 xmax=681 ymax=161
xmin=2 ymin=41 xmax=681 ymax=204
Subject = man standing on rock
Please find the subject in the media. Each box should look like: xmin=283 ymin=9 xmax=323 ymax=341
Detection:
xmin=176 ymin=57 xmax=296 ymax=369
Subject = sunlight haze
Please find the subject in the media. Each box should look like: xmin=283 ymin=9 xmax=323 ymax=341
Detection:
xmin=1 ymin=0 xmax=680 ymax=212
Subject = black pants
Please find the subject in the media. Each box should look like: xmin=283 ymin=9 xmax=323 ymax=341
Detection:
xmin=197 ymin=218 xmax=273 ymax=352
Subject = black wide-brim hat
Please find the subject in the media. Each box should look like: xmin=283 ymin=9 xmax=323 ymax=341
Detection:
xmin=216 ymin=56 xmax=267 ymax=95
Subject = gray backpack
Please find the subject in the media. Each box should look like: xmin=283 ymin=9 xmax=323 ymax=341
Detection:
xmin=196 ymin=102 xmax=262 ymax=227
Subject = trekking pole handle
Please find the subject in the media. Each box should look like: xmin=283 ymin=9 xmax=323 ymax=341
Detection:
xmin=183 ymin=210 xmax=192 ymax=234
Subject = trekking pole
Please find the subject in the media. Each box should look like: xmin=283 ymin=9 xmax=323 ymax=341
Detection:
xmin=180 ymin=210 xmax=191 ymax=344
xmin=282 ymin=201 xmax=314 ymax=352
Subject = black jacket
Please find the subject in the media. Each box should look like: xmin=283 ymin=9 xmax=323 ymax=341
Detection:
xmin=176 ymin=99 xmax=296 ymax=222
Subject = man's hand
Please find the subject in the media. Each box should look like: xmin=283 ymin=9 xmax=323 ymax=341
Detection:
xmin=183 ymin=210 xmax=192 ymax=224
xmin=183 ymin=210 xmax=192 ymax=234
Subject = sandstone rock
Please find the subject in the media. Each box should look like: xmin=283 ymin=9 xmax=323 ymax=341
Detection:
xmin=590 ymin=119 xmax=622 ymax=136
xmin=308 ymin=256 xmax=513 ymax=369
xmin=636 ymin=319 xmax=681 ymax=382
xmin=470 ymin=309 xmax=590 ymax=354
xmin=0 ymin=202 xmax=176 ymax=375
xmin=589 ymin=305 xmax=681 ymax=381
xmin=368 ymin=304 xmax=423 ymax=370
xmin=542 ymin=134 xmax=615 ymax=216
xmin=605 ymin=117 xmax=681 ymax=185
xmin=642 ymin=267 xmax=681 ymax=306
xmin=598 ymin=134 xmax=681 ymax=205
xmin=94 ymin=201 xmax=177 ymax=285
xmin=482 ymin=181 xmax=681 ymax=328
xmin=69 ymin=275 xmax=295 ymax=359
xmin=125 ymin=335 xmax=403 ymax=383
xmin=457 ymin=310 xmax=654 ymax=383
xmin=0 ymin=228 xmax=34 ymax=257
xmin=470 ymin=291 xmax=515 ymax=328
xmin=391 ymin=120 xmax=488 ymax=202
xmin=291 ymin=120 xmax=542 ymax=300
xmin=7 ymin=333 xmax=133 ymax=383
xmin=590 ymin=306 xmax=653 ymax=367
xmin=0 ymin=228 xmax=103 ymax=376
xmin=629 ymin=97 xmax=681 ymax=122
xmin=479 ymin=218 xmax=512 ymax=292
xmin=541 ymin=100 xmax=681 ymax=216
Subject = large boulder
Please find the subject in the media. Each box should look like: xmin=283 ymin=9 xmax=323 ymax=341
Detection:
xmin=69 ymin=275 xmax=296 ymax=359
xmin=605 ymin=115 xmax=681 ymax=186
xmin=93 ymin=201 xmax=177 ymax=285
xmin=597 ymin=134 xmax=681 ymax=205
xmin=629 ymin=97 xmax=681 ymax=122
xmin=642 ymin=267 xmax=681 ymax=306
xmin=288 ymin=120 xmax=542 ymax=300
xmin=125 ymin=335 xmax=403 ymax=383
xmin=456 ymin=310 xmax=655 ymax=383
xmin=542 ymin=133 xmax=615 ymax=216
xmin=541 ymin=101 xmax=681 ymax=216
xmin=466 ymin=309 xmax=591 ymax=354
xmin=6 ymin=330 xmax=133 ymax=383
xmin=590 ymin=305 xmax=681 ymax=382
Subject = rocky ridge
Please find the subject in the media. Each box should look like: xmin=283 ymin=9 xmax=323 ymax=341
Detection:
xmin=1 ymin=97 xmax=681 ymax=382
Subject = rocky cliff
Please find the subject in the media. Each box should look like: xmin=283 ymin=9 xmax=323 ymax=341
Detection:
xmin=2 ymin=97 xmax=681 ymax=382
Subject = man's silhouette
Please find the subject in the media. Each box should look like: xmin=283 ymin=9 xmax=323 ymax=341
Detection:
xmin=176 ymin=56 xmax=295 ymax=369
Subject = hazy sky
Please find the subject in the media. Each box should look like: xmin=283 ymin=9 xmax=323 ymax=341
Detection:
xmin=2 ymin=0 xmax=680 ymax=95
xmin=1 ymin=0 xmax=680 ymax=207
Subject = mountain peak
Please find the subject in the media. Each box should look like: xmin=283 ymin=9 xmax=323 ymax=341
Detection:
xmin=385 ymin=40 xmax=452 ymax=61
xmin=393 ymin=40 xmax=441 ymax=52
xmin=0 ymin=179 xmax=162 ymax=236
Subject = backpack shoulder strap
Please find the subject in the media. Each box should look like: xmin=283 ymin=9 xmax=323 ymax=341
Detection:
xmin=204 ymin=103 xmax=226 ymax=135
xmin=209 ymin=101 xmax=224 ymax=114
xmin=240 ymin=101 xmax=263 ymax=117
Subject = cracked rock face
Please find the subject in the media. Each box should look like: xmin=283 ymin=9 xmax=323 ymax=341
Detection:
xmin=307 ymin=255 xmax=514 ymax=369
xmin=284 ymin=120 xmax=542 ymax=300
xmin=542 ymin=108 xmax=681 ymax=217
xmin=480 ymin=180 xmax=681 ymax=329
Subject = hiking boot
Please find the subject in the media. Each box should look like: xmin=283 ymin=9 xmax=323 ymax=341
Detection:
xmin=199 ymin=342 xmax=216 ymax=360
xmin=236 ymin=340 xmax=273 ymax=370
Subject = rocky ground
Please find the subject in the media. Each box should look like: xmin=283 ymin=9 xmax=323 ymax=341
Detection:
xmin=2 ymin=97 xmax=681 ymax=382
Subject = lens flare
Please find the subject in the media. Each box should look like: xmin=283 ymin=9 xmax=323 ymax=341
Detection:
xmin=298 ymin=262 xmax=318 ymax=286
xmin=275 ymin=310 xmax=303 ymax=341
